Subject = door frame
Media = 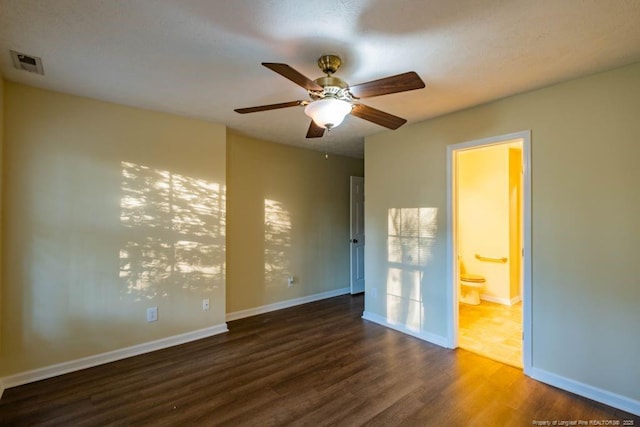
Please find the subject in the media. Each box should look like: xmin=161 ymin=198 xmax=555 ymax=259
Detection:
xmin=445 ymin=130 xmax=532 ymax=375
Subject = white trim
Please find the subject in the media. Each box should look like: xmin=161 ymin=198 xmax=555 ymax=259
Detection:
xmin=530 ymin=367 xmax=640 ymax=416
xmin=479 ymin=294 xmax=522 ymax=306
xmin=361 ymin=311 xmax=450 ymax=348
xmin=446 ymin=130 xmax=532 ymax=375
xmin=522 ymin=131 xmax=533 ymax=375
xmin=226 ymin=287 xmax=350 ymax=322
xmin=445 ymin=143 xmax=457 ymax=348
xmin=0 ymin=323 xmax=228 ymax=391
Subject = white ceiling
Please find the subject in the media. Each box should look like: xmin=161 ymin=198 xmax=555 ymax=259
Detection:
xmin=1 ymin=1 xmax=640 ymax=158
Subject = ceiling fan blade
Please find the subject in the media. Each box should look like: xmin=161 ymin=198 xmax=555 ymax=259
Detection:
xmin=306 ymin=120 xmax=325 ymax=138
xmin=350 ymin=104 xmax=407 ymax=130
xmin=349 ymin=71 xmax=425 ymax=99
xmin=262 ymin=63 xmax=323 ymax=91
xmin=234 ymin=100 xmax=304 ymax=114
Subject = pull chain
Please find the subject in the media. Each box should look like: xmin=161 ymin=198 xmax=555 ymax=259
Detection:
xmin=325 ymin=127 xmax=330 ymax=160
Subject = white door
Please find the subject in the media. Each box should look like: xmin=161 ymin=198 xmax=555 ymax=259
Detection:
xmin=350 ymin=176 xmax=365 ymax=294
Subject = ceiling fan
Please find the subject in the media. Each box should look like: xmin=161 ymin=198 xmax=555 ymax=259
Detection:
xmin=234 ymin=54 xmax=426 ymax=138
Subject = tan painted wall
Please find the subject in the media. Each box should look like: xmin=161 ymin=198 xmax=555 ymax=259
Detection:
xmin=458 ymin=144 xmax=511 ymax=301
xmin=1 ymin=83 xmax=227 ymax=376
xmin=365 ymin=62 xmax=640 ymax=401
xmin=508 ymin=147 xmax=523 ymax=300
xmin=226 ymin=131 xmax=364 ymax=313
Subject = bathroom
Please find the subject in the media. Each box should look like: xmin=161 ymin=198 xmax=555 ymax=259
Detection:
xmin=455 ymin=140 xmax=523 ymax=368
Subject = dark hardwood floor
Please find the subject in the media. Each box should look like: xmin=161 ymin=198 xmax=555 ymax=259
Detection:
xmin=1 ymin=294 xmax=637 ymax=426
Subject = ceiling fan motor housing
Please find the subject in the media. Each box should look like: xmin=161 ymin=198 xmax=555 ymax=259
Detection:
xmin=309 ymin=76 xmax=353 ymax=103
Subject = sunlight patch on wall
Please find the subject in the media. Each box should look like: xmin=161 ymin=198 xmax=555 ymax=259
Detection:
xmin=387 ymin=267 xmax=422 ymax=301
xmin=264 ymin=199 xmax=291 ymax=289
xmin=119 ymin=161 xmax=225 ymax=300
xmin=386 ymin=207 xmax=438 ymax=332
xmin=388 ymin=207 xmax=437 ymax=266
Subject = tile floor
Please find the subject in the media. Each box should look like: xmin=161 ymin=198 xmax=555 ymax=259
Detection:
xmin=458 ymin=300 xmax=523 ymax=368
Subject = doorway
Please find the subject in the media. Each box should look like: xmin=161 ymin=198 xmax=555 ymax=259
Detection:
xmin=446 ymin=131 xmax=531 ymax=373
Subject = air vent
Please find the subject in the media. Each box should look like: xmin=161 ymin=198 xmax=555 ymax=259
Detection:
xmin=10 ymin=50 xmax=44 ymax=75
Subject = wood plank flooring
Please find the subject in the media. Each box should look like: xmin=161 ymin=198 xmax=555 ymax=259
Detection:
xmin=1 ymin=294 xmax=637 ymax=426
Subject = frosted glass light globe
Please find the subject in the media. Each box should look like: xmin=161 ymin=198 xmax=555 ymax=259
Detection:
xmin=304 ymin=98 xmax=352 ymax=129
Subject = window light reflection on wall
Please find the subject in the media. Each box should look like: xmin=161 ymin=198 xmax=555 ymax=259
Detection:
xmin=264 ymin=199 xmax=292 ymax=289
xmin=385 ymin=207 xmax=438 ymax=332
xmin=119 ymin=161 xmax=225 ymax=300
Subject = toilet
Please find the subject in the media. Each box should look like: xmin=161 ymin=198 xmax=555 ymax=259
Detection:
xmin=459 ymin=260 xmax=486 ymax=305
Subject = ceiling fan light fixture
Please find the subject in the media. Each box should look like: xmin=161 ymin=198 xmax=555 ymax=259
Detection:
xmin=304 ymin=97 xmax=352 ymax=129
xmin=236 ymin=56 xmax=425 ymax=138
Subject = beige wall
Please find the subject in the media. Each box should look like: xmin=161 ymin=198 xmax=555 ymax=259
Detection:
xmin=226 ymin=131 xmax=364 ymax=313
xmin=365 ymin=62 xmax=640 ymax=401
xmin=458 ymin=144 xmax=511 ymax=301
xmin=508 ymin=147 xmax=523 ymax=300
xmin=1 ymin=83 xmax=227 ymax=376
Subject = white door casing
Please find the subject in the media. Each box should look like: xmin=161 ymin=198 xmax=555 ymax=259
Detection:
xmin=446 ymin=130 xmax=532 ymax=374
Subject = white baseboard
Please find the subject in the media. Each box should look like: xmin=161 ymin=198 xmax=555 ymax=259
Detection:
xmin=480 ymin=294 xmax=521 ymax=306
xmin=530 ymin=367 xmax=640 ymax=416
xmin=361 ymin=311 xmax=450 ymax=349
xmin=0 ymin=323 xmax=228 ymax=394
xmin=226 ymin=287 xmax=350 ymax=322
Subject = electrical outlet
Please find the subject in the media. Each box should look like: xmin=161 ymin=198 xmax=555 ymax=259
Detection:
xmin=202 ymin=298 xmax=210 ymax=311
xmin=146 ymin=307 xmax=158 ymax=322
xmin=287 ymin=276 xmax=294 ymax=287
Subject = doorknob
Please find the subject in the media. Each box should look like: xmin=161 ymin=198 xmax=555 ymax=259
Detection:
xmin=351 ymin=239 xmax=358 ymax=243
